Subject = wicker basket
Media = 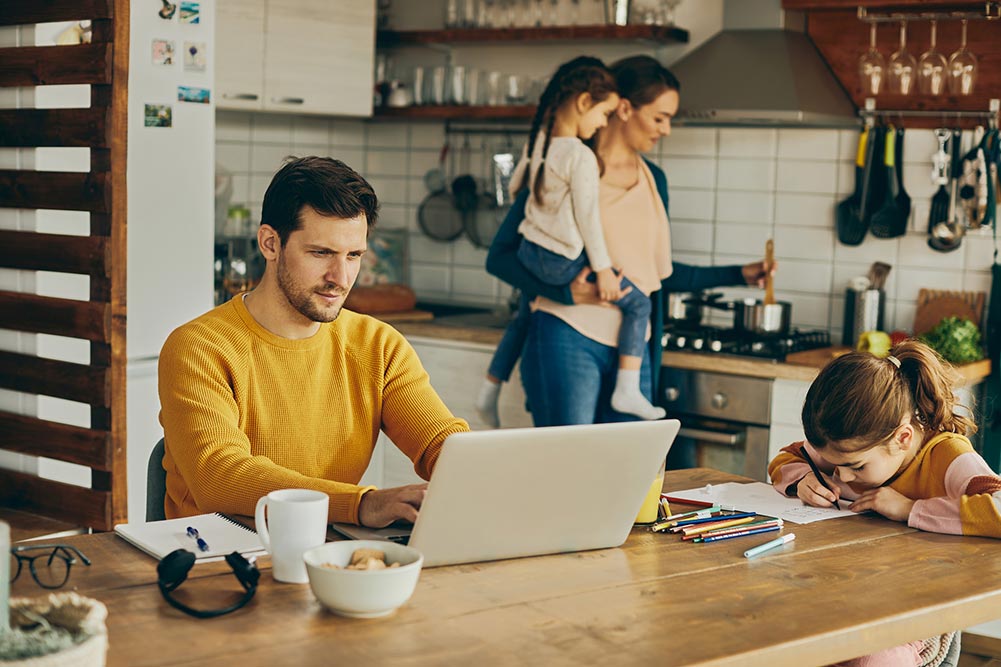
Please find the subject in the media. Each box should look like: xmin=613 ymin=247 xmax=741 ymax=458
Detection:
xmin=4 ymin=592 xmax=107 ymax=667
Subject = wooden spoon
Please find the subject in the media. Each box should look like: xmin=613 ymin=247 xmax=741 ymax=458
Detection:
xmin=764 ymin=239 xmax=775 ymax=306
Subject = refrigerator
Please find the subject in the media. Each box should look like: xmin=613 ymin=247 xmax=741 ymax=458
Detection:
xmin=125 ymin=1 xmax=216 ymax=521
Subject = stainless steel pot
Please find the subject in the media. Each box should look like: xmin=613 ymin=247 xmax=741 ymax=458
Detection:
xmin=733 ymin=298 xmax=791 ymax=335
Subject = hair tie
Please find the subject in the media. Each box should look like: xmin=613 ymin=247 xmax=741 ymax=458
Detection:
xmin=887 ymin=355 xmax=900 ymax=368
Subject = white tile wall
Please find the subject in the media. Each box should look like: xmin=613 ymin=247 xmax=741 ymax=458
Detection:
xmin=217 ymin=114 xmax=998 ymax=326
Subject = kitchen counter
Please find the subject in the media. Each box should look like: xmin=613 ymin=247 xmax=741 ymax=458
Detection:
xmin=389 ymin=318 xmax=992 ymax=385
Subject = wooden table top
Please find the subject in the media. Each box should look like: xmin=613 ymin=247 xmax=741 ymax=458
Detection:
xmin=10 ymin=469 xmax=1001 ymax=667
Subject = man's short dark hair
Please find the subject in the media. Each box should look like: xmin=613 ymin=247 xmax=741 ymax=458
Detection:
xmin=261 ymin=156 xmax=379 ymax=246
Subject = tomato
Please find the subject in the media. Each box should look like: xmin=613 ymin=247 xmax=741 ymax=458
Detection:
xmin=889 ymin=330 xmax=909 ymax=346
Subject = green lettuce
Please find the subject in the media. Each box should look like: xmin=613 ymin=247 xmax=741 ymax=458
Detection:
xmin=918 ymin=316 xmax=985 ymax=365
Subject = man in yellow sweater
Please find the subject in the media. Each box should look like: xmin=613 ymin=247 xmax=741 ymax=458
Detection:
xmin=158 ymin=156 xmax=468 ymax=526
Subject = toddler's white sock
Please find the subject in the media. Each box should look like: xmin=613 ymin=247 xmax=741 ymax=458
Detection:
xmin=475 ymin=379 xmax=502 ymax=429
xmin=610 ymin=369 xmax=666 ymax=420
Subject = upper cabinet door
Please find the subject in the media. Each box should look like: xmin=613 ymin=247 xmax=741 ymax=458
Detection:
xmin=263 ymin=0 xmax=375 ymax=117
xmin=216 ymin=0 xmax=266 ymax=110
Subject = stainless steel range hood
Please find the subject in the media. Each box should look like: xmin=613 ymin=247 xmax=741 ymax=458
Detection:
xmin=670 ymin=0 xmax=859 ymax=128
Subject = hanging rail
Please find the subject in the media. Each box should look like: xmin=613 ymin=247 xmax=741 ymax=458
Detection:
xmin=860 ymin=98 xmax=1000 ymax=128
xmin=857 ymin=2 xmax=1000 ymax=22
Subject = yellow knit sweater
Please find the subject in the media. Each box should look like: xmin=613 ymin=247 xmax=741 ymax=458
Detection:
xmin=158 ymin=296 xmax=468 ymax=524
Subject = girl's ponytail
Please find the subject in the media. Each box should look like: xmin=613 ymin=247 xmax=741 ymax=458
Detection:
xmin=532 ymin=113 xmax=557 ymax=205
xmin=893 ymin=340 xmax=976 ymax=436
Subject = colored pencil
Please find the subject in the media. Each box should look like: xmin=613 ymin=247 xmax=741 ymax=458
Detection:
xmin=679 ymin=515 xmax=757 ymax=536
xmin=682 ymin=519 xmax=782 ymax=541
xmin=672 ymin=511 xmax=756 ymax=528
xmin=661 ymin=494 xmax=714 ymax=508
xmin=696 ymin=524 xmax=782 ymax=543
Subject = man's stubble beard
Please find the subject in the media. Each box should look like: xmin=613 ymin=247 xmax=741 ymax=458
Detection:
xmin=276 ymin=252 xmax=348 ymax=323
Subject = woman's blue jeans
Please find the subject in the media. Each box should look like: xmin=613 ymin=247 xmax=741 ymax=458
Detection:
xmin=519 ymin=311 xmax=654 ymax=426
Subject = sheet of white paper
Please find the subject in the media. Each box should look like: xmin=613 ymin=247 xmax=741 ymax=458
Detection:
xmin=667 ymin=482 xmax=856 ymax=524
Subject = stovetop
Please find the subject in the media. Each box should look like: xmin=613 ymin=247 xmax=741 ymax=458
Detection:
xmin=661 ymin=324 xmax=831 ymax=362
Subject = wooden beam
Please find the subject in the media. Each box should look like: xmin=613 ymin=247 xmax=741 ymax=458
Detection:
xmin=0 ymin=291 xmax=109 ymax=342
xmin=0 ymin=229 xmax=108 ymax=275
xmin=0 ymin=351 xmax=110 ymax=406
xmin=105 ymin=0 xmax=130 ymax=527
xmin=0 ymin=170 xmax=109 ymax=212
xmin=0 ymin=411 xmax=112 ymax=470
xmin=0 ymin=43 xmax=112 ymax=87
xmin=0 ymin=468 xmax=111 ymax=531
xmin=0 ymin=0 xmax=113 ymax=27
xmin=0 ymin=108 xmax=109 ymax=148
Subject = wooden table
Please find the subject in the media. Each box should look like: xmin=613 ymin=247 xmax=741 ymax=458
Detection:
xmin=10 ymin=469 xmax=1001 ymax=666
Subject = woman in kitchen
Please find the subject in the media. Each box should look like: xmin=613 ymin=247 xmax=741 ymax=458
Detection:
xmin=486 ymin=54 xmax=772 ymax=431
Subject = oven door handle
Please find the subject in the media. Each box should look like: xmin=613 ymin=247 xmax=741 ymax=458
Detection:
xmin=678 ymin=426 xmax=746 ymax=446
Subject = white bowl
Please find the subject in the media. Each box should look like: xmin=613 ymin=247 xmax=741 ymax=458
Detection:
xmin=303 ymin=540 xmax=423 ymax=618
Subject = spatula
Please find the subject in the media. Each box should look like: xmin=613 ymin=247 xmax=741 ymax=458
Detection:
xmin=870 ymin=126 xmax=908 ymax=238
xmin=836 ymin=128 xmax=869 ymax=246
xmin=764 ymin=239 xmax=775 ymax=306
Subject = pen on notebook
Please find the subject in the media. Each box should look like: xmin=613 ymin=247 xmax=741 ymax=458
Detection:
xmin=696 ymin=524 xmax=781 ymax=543
xmin=800 ymin=447 xmax=841 ymax=510
xmin=744 ymin=533 xmax=796 ymax=558
xmin=186 ymin=526 xmax=209 ymax=552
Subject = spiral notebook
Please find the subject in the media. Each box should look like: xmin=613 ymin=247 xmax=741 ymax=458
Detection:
xmin=114 ymin=513 xmax=266 ymax=562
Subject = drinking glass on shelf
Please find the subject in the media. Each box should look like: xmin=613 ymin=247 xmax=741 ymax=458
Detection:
xmin=947 ymin=19 xmax=977 ymax=95
xmin=858 ymin=22 xmax=885 ymax=95
xmin=887 ymin=21 xmax=917 ymax=95
xmin=917 ymin=20 xmax=948 ymax=95
xmin=660 ymin=0 xmax=683 ymax=26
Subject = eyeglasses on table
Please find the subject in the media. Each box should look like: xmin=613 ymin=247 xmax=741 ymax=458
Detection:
xmin=9 ymin=543 xmax=92 ymax=589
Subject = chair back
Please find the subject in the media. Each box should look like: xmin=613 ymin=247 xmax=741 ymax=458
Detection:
xmin=146 ymin=439 xmax=167 ymax=522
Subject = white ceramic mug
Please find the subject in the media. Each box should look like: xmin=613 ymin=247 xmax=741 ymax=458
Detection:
xmin=255 ymin=489 xmax=328 ymax=584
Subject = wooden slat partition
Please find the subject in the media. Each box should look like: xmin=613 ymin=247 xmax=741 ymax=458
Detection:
xmin=0 ymin=412 xmax=112 ymax=470
xmin=0 ymin=230 xmax=108 ymax=275
xmin=0 ymin=108 xmax=109 ymax=148
xmin=0 ymin=0 xmax=128 ymax=531
xmin=0 ymin=469 xmax=110 ymax=528
xmin=0 ymin=0 xmax=113 ymax=27
xmin=0 ymin=351 xmax=109 ymax=406
xmin=0 ymin=291 xmax=109 ymax=342
xmin=0 ymin=170 xmax=109 ymax=212
xmin=0 ymin=43 xmax=112 ymax=87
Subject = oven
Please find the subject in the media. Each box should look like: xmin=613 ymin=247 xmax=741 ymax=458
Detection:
xmin=659 ymin=367 xmax=772 ymax=482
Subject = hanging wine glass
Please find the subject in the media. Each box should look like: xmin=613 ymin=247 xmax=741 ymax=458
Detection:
xmin=917 ymin=20 xmax=948 ymax=95
xmin=858 ymin=22 xmax=885 ymax=95
xmin=887 ymin=21 xmax=917 ymax=95
xmin=947 ymin=19 xmax=977 ymax=95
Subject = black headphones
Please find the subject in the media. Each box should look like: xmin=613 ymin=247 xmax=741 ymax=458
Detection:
xmin=157 ymin=549 xmax=260 ymax=619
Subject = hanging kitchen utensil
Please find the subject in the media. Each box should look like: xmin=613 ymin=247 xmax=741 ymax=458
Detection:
xmin=836 ymin=127 xmax=869 ymax=245
xmin=927 ymin=128 xmax=952 ymax=241
xmin=870 ymin=126 xmax=909 ymax=238
xmin=928 ymin=128 xmax=965 ymax=252
xmin=893 ymin=126 xmax=911 ymax=235
xmin=763 ymin=239 xmax=775 ymax=306
xmin=418 ymin=139 xmax=465 ymax=242
xmin=958 ymin=127 xmax=990 ymax=230
xmin=983 ymin=128 xmax=998 ymax=229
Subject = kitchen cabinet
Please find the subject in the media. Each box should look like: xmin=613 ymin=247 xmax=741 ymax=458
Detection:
xmin=216 ymin=0 xmax=375 ymax=116
xmin=360 ymin=336 xmax=532 ymax=487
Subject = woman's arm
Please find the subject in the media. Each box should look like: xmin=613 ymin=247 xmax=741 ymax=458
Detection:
xmin=486 ymin=189 xmax=574 ymax=305
xmin=663 ymin=262 xmax=746 ymax=293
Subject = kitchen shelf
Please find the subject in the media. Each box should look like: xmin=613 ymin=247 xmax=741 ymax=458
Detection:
xmin=373 ymin=104 xmax=534 ymax=120
xmin=376 ymin=24 xmax=689 ymax=48
xmin=782 ymin=0 xmax=992 ymax=10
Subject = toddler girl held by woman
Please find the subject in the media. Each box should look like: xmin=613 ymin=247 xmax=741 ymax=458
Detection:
xmin=475 ymin=56 xmax=665 ymax=427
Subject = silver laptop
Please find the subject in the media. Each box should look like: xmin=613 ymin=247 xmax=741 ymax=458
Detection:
xmin=331 ymin=419 xmax=680 ymax=567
